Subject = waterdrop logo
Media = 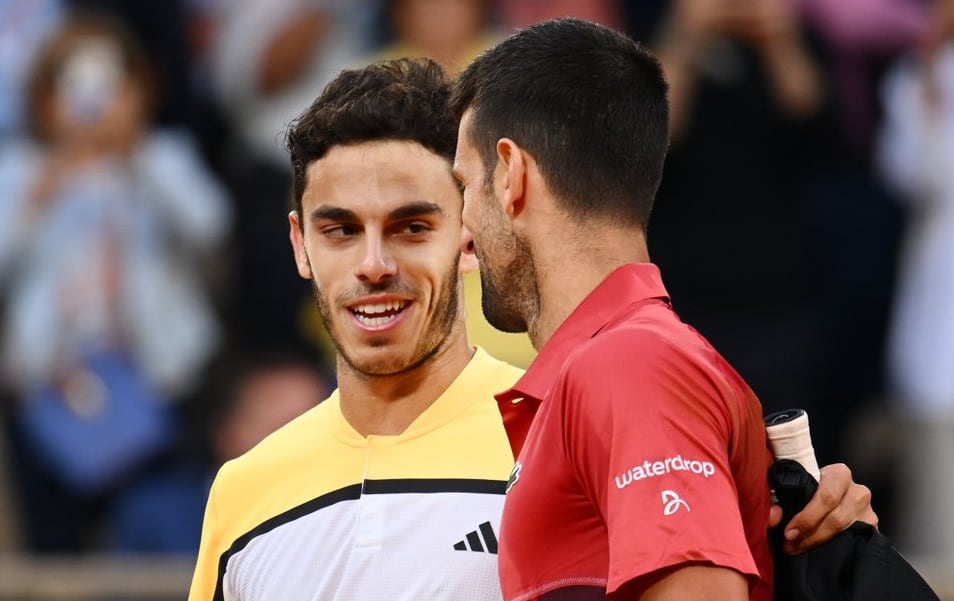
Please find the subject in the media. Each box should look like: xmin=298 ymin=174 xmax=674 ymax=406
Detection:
xmin=615 ymin=454 xmax=716 ymax=489
xmin=662 ymin=490 xmax=690 ymax=515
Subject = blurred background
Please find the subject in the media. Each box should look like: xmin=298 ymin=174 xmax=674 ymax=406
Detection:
xmin=2 ymin=0 xmax=954 ymax=598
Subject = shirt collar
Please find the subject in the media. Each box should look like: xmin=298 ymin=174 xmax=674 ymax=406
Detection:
xmin=496 ymin=263 xmax=670 ymax=405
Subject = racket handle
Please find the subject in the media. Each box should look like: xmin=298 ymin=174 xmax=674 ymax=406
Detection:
xmin=765 ymin=409 xmax=820 ymax=481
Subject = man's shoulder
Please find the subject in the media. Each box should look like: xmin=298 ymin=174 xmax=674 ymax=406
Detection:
xmin=554 ymin=311 xmax=733 ymax=399
xmin=568 ymin=313 xmax=694 ymax=370
xmin=206 ymin=400 xmax=349 ymax=538
xmin=215 ymin=400 xmax=335 ymax=486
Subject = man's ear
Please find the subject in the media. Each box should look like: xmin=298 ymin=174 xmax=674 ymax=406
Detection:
xmin=496 ymin=138 xmax=526 ymax=219
xmin=459 ymin=224 xmax=479 ymax=274
xmin=288 ymin=211 xmax=313 ymax=279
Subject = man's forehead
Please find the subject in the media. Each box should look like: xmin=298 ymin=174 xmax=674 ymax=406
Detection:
xmin=457 ymin=109 xmax=476 ymax=145
xmin=312 ymin=139 xmax=444 ymax=168
xmin=302 ymin=141 xmax=460 ymax=216
xmin=453 ymin=112 xmax=479 ymax=172
xmin=308 ymin=140 xmax=447 ymax=176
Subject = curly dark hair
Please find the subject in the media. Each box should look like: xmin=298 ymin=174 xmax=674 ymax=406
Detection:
xmin=285 ymin=57 xmax=458 ymax=224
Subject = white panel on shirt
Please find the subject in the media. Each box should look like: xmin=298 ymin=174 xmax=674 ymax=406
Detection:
xmin=223 ymin=491 xmax=504 ymax=601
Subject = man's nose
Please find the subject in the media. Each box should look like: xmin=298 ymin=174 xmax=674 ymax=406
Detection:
xmin=354 ymin=234 xmax=397 ymax=283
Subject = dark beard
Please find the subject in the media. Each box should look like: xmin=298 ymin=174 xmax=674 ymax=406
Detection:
xmin=309 ymin=253 xmax=462 ymax=377
xmin=477 ymin=235 xmax=537 ymax=334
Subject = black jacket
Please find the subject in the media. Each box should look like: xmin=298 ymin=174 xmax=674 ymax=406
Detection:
xmin=770 ymin=460 xmax=940 ymax=601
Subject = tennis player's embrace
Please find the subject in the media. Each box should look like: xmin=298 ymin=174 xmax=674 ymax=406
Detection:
xmin=189 ymin=47 xmax=876 ymax=601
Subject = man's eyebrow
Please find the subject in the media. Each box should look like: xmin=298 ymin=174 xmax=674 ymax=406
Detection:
xmin=309 ymin=202 xmax=444 ymax=223
xmin=389 ymin=202 xmax=445 ymax=220
xmin=310 ymin=205 xmax=357 ymax=222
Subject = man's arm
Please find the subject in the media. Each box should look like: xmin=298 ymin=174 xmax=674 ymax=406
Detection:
xmin=613 ymin=565 xmax=748 ymax=601
xmin=560 ymin=338 xmax=769 ymax=600
xmin=610 ymin=470 xmax=875 ymax=601
xmin=188 ymin=478 xmax=225 ymax=601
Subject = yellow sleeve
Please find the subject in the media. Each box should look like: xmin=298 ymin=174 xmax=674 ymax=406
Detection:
xmin=188 ymin=475 xmax=225 ymax=601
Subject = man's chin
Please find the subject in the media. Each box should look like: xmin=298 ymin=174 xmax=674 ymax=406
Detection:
xmin=343 ymin=337 xmax=450 ymax=379
xmin=342 ymin=349 xmax=418 ymax=378
xmin=482 ymin=297 xmax=527 ymax=334
xmin=345 ymin=353 xmax=403 ymax=376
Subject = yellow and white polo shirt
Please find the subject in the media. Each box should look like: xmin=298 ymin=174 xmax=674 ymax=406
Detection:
xmin=188 ymin=348 xmax=523 ymax=601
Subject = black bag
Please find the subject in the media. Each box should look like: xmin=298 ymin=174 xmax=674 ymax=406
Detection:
xmin=770 ymin=459 xmax=941 ymax=601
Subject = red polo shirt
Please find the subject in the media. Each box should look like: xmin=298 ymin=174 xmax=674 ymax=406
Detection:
xmin=496 ymin=263 xmax=773 ymax=601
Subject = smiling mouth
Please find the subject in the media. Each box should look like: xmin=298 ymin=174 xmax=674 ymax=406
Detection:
xmin=350 ymin=301 xmax=409 ymax=327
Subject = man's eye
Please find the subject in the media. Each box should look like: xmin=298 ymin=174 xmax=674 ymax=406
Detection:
xmin=402 ymin=222 xmax=431 ymax=235
xmin=323 ymin=225 xmax=358 ymax=238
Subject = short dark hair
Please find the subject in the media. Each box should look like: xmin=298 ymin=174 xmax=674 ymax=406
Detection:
xmin=286 ymin=57 xmax=458 ymax=222
xmin=450 ymin=18 xmax=670 ymax=229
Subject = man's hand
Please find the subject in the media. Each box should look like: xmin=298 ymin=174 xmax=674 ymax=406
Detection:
xmin=769 ymin=463 xmax=877 ymax=554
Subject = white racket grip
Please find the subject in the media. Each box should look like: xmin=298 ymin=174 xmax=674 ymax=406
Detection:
xmin=765 ymin=409 xmax=821 ymax=481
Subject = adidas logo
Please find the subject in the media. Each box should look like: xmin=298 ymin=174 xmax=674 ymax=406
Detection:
xmin=453 ymin=521 xmax=498 ymax=554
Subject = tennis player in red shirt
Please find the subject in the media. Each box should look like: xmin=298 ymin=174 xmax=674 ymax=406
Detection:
xmin=450 ymin=18 xmax=877 ymax=601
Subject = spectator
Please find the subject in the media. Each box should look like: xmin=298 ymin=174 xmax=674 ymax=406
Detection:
xmin=792 ymin=0 xmax=926 ymax=476
xmin=64 ymin=0 xmax=233 ymax=171
xmin=0 ymin=11 xmax=231 ymax=551
xmin=66 ymin=0 xmax=196 ymax=130
xmin=877 ymin=0 xmax=954 ymax=559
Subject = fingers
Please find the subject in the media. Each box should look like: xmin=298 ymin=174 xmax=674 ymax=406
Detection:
xmin=768 ymin=504 xmax=783 ymax=528
xmin=781 ymin=463 xmax=877 ymax=554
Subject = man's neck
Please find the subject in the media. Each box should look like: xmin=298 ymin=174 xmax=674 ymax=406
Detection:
xmin=336 ymin=331 xmax=475 ymax=437
xmin=527 ymin=225 xmax=649 ymax=350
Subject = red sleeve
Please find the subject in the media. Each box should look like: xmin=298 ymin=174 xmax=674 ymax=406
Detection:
xmin=556 ymin=329 xmax=762 ymax=595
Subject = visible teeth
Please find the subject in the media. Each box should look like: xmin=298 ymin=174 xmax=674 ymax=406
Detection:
xmin=355 ymin=314 xmax=396 ymax=327
xmin=353 ymin=301 xmax=404 ymax=316
xmin=351 ymin=301 xmax=404 ymax=317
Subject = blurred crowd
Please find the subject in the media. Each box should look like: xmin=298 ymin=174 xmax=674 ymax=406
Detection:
xmin=0 ymin=0 xmax=952 ymax=566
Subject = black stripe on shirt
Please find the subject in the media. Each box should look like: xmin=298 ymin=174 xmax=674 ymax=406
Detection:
xmin=211 ymin=478 xmax=506 ymax=600
xmin=213 ymin=484 xmax=362 ymax=601
xmin=363 ymin=478 xmax=507 ymax=495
